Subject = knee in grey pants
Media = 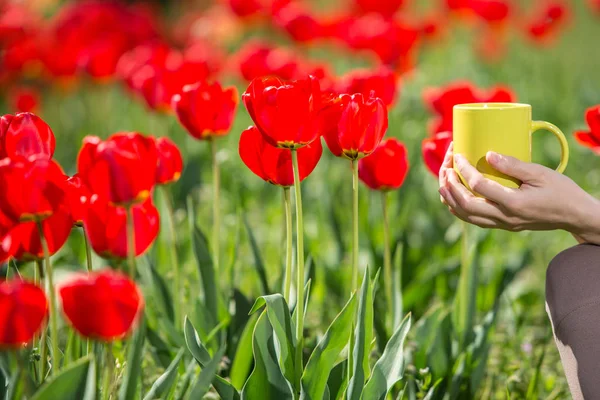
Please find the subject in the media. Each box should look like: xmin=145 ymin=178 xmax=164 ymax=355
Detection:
xmin=546 ymin=243 xmax=600 ymax=400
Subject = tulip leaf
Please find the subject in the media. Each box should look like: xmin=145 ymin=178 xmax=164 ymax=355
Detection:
xmin=184 ymin=317 xmax=241 ymax=400
xmin=230 ymin=313 xmax=259 ymax=390
xmin=250 ymin=294 xmax=297 ymax=389
xmin=188 ymin=345 xmax=228 ymax=399
xmin=143 ymin=348 xmax=184 ymax=400
xmin=300 ymin=293 xmax=356 ymax=400
xmin=118 ymin=315 xmax=146 ymax=400
xmin=146 ymin=325 xmax=174 ymax=368
xmin=241 ymin=311 xmax=294 ymax=400
xmin=190 ymin=221 xmax=219 ymax=327
xmin=32 ymin=356 xmax=96 ymax=400
xmin=243 ymin=215 xmax=271 ymax=295
xmin=347 ymin=268 xmax=376 ymax=400
xmin=327 ymin=361 xmax=348 ymax=400
xmin=174 ymin=360 xmax=197 ymax=400
xmin=361 ymin=314 xmax=412 ymax=400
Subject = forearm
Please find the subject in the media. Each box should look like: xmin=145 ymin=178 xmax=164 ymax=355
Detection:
xmin=567 ymin=194 xmax=600 ymax=246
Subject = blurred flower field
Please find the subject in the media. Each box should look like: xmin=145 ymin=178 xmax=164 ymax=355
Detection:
xmin=1 ymin=0 xmax=600 ymax=399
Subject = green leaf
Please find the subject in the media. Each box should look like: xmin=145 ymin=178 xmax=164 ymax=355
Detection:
xmin=143 ymin=348 xmax=184 ymax=400
xmin=291 ymin=279 xmax=312 ymax=323
xmin=188 ymin=346 xmax=227 ymax=399
xmin=243 ymin=216 xmax=271 ymax=294
xmin=301 ymin=293 xmax=356 ymax=400
xmin=392 ymin=241 xmax=404 ymax=329
xmin=174 ymin=360 xmax=197 ymax=400
xmin=326 ymin=362 xmax=348 ymax=400
xmin=119 ymin=315 xmax=146 ymax=400
xmin=250 ymin=294 xmax=296 ymax=388
xmin=347 ymin=268 xmax=375 ymax=400
xmin=146 ymin=325 xmax=174 ymax=368
xmin=241 ymin=311 xmax=294 ymax=400
xmin=32 ymin=356 xmax=96 ymax=400
xmin=230 ymin=313 xmax=259 ymax=390
xmin=361 ymin=314 xmax=412 ymax=400
xmin=191 ymin=222 xmax=219 ymax=326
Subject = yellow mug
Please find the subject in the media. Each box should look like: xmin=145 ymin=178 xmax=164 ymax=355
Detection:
xmin=453 ymin=103 xmax=569 ymax=189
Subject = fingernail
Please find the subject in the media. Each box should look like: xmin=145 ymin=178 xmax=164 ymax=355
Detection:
xmin=453 ymin=154 xmax=463 ymax=165
xmin=487 ymin=151 xmax=500 ymax=164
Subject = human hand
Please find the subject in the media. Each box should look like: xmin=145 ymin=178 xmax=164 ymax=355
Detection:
xmin=438 ymin=142 xmax=600 ymax=244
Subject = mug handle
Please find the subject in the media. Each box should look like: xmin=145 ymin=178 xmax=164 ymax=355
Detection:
xmin=531 ymin=121 xmax=569 ymax=173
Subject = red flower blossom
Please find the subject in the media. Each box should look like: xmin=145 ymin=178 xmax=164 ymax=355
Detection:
xmin=273 ymin=3 xmax=325 ymax=43
xmin=422 ymin=131 xmax=453 ymax=177
xmin=358 ymin=138 xmax=409 ymax=191
xmin=77 ymin=133 xmax=157 ymax=206
xmin=66 ymin=174 xmax=91 ymax=226
xmin=322 ymin=93 xmax=388 ymax=160
xmin=227 ymin=0 xmax=264 ymax=18
xmin=83 ymin=196 xmax=159 ymax=260
xmin=155 ymin=137 xmax=183 ymax=185
xmin=116 ymin=42 xmax=170 ymax=91
xmin=525 ymin=2 xmax=568 ymax=44
xmin=172 ymin=81 xmax=239 ymax=140
xmin=574 ymin=105 xmax=600 ymax=154
xmin=589 ymin=0 xmax=600 ymax=14
xmin=239 ymin=126 xmax=323 ymax=186
xmin=423 ymin=81 xmax=516 ymax=134
xmin=336 ymin=67 xmax=398 ymax=107
xmin=0 ymin=112 xmax=55 ymax=159
xmin=0 ymin=210 xmax=15 ymax=263
xmin=235 ymin=41 xmax=300 ymax=82
xmin=9 ymin=87 xmax=40 ymax=113
xmin=0 ymin=280 xmax=48 ymax=348
xmin=243 ymin=76 xmax=322 ymax=149
xmin=354 ymin=0 xmax=405 ymax=17
xmin=0 ymin=156 xmax=67 ymax=223
xmin=469 ymin=0 xmax=511 ymax=23
xmin=59 ymin=270 xmax=144 ymax=341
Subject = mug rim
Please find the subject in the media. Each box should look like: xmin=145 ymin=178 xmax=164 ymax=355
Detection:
xmin=454 ymin=102 xmax=531 ymax=110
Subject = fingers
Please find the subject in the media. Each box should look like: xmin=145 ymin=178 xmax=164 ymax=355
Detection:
xmin=444 ymin=168 xmax=506 ymax=221
xmin=486 ymin=151 xmax=547 ymax=183
xmin=453 ymin=154 xmax=516 ymax=204
xmin=439 ymin=185 xmax=499 ymax=228
xmin=438 ymin=142 xmax=453 ymax=191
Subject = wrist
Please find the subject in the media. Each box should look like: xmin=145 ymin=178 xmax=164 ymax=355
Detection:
xmin=568 ymin=194 xmax=600 ymax=245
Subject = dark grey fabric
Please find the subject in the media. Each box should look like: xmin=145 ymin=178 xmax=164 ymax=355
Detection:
xmin=546 ymin=244 xmax=600 ymax=400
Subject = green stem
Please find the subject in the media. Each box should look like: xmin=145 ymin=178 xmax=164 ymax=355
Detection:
xmin=102 ymin=343 xmax=113 ymax=400
xmin=39 ymin=326 xmax=48 ymax=382
xmin=37 ymin=222 xmax=59 ymax=376
xmin=351 ymin=159 xmax=359 ymax=291
xmin=126 ymin=206 xmax=136 ymax=279
xmin=283 ymin=187 xmax=293 ymax=303
xmin=83 ymin=227 xmax=93 ymax=273
xmin=382 ymin=192 xmax=393 ymax=315
xmin=162 ymin=186 xmax=182 ymax=328
xmin=210 ymin=137 xmax=220 ymax=271
xmin=456 ymin=220 xmax=477 ymax=349
xmin=291 ymin=149 xmax=305 ymax=393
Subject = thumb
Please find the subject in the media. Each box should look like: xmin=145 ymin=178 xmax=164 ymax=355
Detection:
xmin=486 ymin=151 xmax=544 ymax=183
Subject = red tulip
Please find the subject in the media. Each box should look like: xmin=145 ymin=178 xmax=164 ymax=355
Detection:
xmin=0 ymin=156 xmax=66 ymax=223
xmin=336 ymin=67 xmax=398 ymax=107
xmin=0 ymin=112 xmax=55 ymax=159
xmin=9 ymin=87 xmax=40 ymax=113
xmin=273 ymin=3 xmax=325 ymax=43
xmin=84 ymin=196 xmax=159 ymax=260
xmin=66 ymin=174 xmax=91 ymax=226
xmin=358 ymin=138 xmax=409 ymax=191
xmin=227 ymin=0 xmax=264 ymax=18
xmin=422 ymin=131 xmax=453 ymax=177
xmin=589 ymin=0 xmax=600 ymax=14
xmin=423 ymin=81 xmax=516 ymax=134
xmin=155 ymin=137 xmax=183 ymax=185
xmin=4 ymin=204 xmax=73 ymax=261
xmin=574 ymin=105 xmax=600 ymax=154
xmin=243 ymin=76 xmax=322 ymax=149
xmin=354 ymin=0 xmax=405 ymax=17
xmin=116 ymin=42 xmax=170 ymax=91
xmin=236 ymin=41 xmax=300 ymax=82
xmin=172 ymin=81 xmax=239 ymax=140
xmin=322 ymin=93 xmax=388 ymax=160
xmin=526 ymin=2 xmax=568 ymax=43
xmin=0 ymin=280 xmax=48 ymax=348
xmin=77 ymin=132 xmax=157 ymax=206
xmin=469 ymin=0 xmax=511 ymax=23
xmin=59 ymin=269 xmax=144 ymax=341
xmin=239 ymin=126 xmax=323 ymax=186
xmin=0 ymin=210 xmax=15 ymax=263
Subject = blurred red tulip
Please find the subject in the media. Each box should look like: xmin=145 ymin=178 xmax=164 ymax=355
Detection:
xmin=83 ymin=196 xmax=159 ymax=260
xmin=77 ymin=132 xmax=157 ymax=206
xmin=116 ymin=42 xmax=170 ymax=91
xmin=236 ymin=41 xmax=300 ymax=81
xmin=336 ymin=67 xmax=398 ymax=107
xmin=227 ymin=0 xmax=264 ymax=18
xmin=66 ymin=174 xmax=91 ymax=226
xmin=574 ymin=105 xmax=600 ymax=154
xmin=4 ymin=204 xmax=73 ymax=261
xmin=525 ymin=1 xmax=568 ymax=44
xmin=172 ymin=81 xmax=238 ymax=140
xmin=354 ymin=0 xmax=405 ymax=17
xmin=243 ymin=76 xmax=322 ymax=149
xmin=0 ymin=210 xmax=15 ymax=263
xmin=423 ymin=81 xmax=516 ymax=134
xmin=59 ymin=270 xmax=144 ymax=341
xmin=9 ymin=87 xmax=40 ymax=113
xmin=0 ymin=280 xmax=48 ymax=348
xmin=273 ymin=3 xmax=325 ymax=43
xmin=0 ymin=4 xmax=40 ymax=44
xmin=0 ymin=33 xmax=40 ymax=77
xmin=0 ymin=156 xmax=66 ymax=223
xmin=239 ymin=126 xmax=323 ymax=186
xmin=422 ymin=131 xmax=453 ymax=177
xmin=322 ymin=93 xmax=388 ymax=160
xmin=589 ymin=0 xmax=600 ymax=14
xmin=156 ymin=137 xmax=183 ymax=185
xmin=469 ymin=0 xmax=511 ymax=23
xmin=0 ymin=112 xmax=54 ymax=159
xmin=358 ymin=138 xmax=409 ymax=190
